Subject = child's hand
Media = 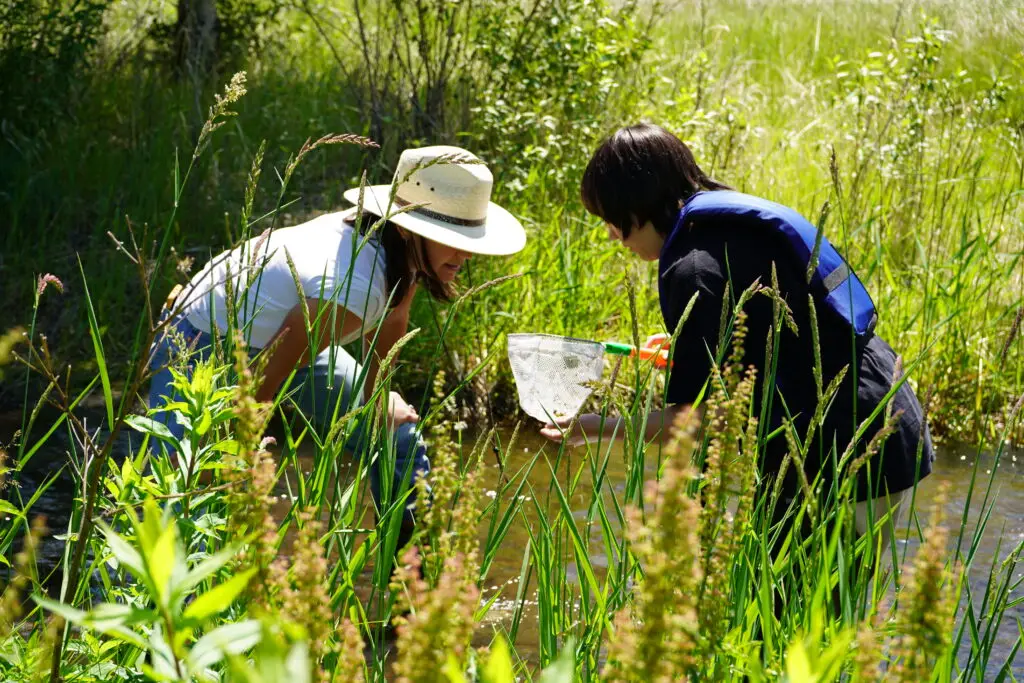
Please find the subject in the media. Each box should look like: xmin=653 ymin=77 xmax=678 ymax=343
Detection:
xmin=540 ymin=413 xmax=610 ymax=447
xmin=644 ymin=332 xmax=671 ymax=350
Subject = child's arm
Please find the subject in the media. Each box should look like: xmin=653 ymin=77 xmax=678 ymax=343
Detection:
xmin=541 ymin=403 xmax=700 ymax=447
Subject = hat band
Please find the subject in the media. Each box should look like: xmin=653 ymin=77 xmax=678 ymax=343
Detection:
xmin=395 ymin=196 xmax=486 ymax=227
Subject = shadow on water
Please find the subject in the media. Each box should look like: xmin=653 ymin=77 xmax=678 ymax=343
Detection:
xmin=4 ymin=408 xmax=1022 ymax=674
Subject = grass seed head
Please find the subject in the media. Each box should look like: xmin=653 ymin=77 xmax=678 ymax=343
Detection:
xmin=605 ymin=417 xmax=702 ymax=682
xmin=891 ymin=481 xmax=958 ymax=681
xmin=391 ymin=548 xmax=479 ymax=683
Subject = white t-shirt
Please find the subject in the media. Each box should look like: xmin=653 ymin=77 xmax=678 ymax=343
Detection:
xmin=180 ymin=211 xmax=389 ymax=349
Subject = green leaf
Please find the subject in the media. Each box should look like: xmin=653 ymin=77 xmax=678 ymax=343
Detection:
xmin=442 ymin=653 xmax=466 ymax=683
xmin=171 ymin=543 xmax=245 ymax=607
xmin=148 ymin=524 xmax=178 ymax=605
xmin=33 ymin=594 xmax=88 ymax=625
xmin=88 ymin=602 xmax=157 ymax=631
xmin=209 ymin=439 xmax=241 ymax=455
xmin=537 ymin=637 xmax=575 ymax=683
xmin=195 ymin=409 xmax=213 ymax=437
xmin=183 ymin=568 xmax=257 ymax=624
xmin=785 ymin=639 xmax=814 ymax=683
xmin=125 ymin=414 xmax=178 ymax=442
xmin=120 ymin=456 xmax=137 ymax=488
xmin=33 ymin=596 xmax=152 ymax=650
xmin=0 ymin=500 xmax=20 ymax=515
xmin=482 ymin=636 xmax=515 ymax=683
xmin=139 ymin=663 xmax=178 ymax=682
xmin=186 ymin=620 xmax=262 ymax=672
xmin=98 ymin=522 xmax=146 ymax=578
xmin=548 ymin=469 xmax=606 ymax=614
xmin=284 ymin=640 xmax=312 ymax=683
xmin=138 ymin=499 xmax=166 ymax=555
xmin=77 ymin=257 xmax=114 ymax=430
xmin=147 ymin=621 xmax=182 ymax=678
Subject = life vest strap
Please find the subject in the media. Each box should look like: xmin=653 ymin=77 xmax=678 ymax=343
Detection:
xmin=822 ymin=263 xmax=850 ymax=293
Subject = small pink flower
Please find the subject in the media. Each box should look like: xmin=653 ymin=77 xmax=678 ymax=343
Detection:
xmin=36 ymin=274 xmax=64 ymax=297
xmin=258 ymin=436 xmax=277 ymax=451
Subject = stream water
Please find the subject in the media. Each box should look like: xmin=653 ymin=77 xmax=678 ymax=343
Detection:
xmin=4 ymin=412 xmax=1022 ymax=676
xmin=455 ymin=430 xmax=1024 ymax=674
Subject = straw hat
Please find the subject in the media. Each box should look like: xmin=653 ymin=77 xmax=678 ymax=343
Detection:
xmin=343 ymin=145 xmax=527 ymax=256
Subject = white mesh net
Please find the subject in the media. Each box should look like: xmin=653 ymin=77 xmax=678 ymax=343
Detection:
xmin=507 ymin=333 xmax=605 ymax=422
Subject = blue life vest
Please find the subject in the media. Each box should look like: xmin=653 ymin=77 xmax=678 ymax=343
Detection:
xmin=663 ymin=191 xmax=877 ymax=336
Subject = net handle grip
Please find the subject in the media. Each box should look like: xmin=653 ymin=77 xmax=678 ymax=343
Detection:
xmin=603 ymin=342 xmax=671 ymax=369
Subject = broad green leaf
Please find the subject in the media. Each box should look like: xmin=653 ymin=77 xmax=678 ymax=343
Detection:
xmin=186 ymin=620 xmax=262 ymax=672
xmin=139 ymin=499 xmax=166 ymax=554
xmin=183 ymin=568 xmax=257 ymax=623
xmin=785 ymin=639 xmax=813 ymax=683
xmin=147 ymin=621 xmax=181 ymax=678
xmin=171 ymin=543 xmax=246 ymax=605
xmin=33 ymin=595 xmax=89 ymax=625
xmin=149 ymin=524 xmax=179 ymax=605
xmin=104 ymin=478 xmax=121 ymax=499
xmin=209 ymin=439 xmax=240 ymax=455
xmin=33 ymin=596 xmax=151 ymax=650
xmin=537 ymin=637 xmax=575 ymax=683
xmin=195 ymin=409 xmax=213 ymax=436
xmin=88 ymin=602 xmax=157 ymax=631
xmin=120 ymin=455 xmax=136 ymax=487
xmin=139 ymin=663 xmax=178 ymax=681
xmin=125 ymin=414 xmax=178 ymax=443
xmin=442 ymin=653 xmax=466 ymax=683
xmin=284 ymin=640 xmax=312 ymax=683
xmin=0 ymin=500 xmax=20 ymax=515
xmin=482 ymin=636 xmax=515 ymax=683
xmin=98 ymin=522 xmax=146 ymax=577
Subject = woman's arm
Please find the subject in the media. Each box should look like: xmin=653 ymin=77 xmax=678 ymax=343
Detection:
xmin=362 ymin=282 xmax=417 ymax=401
xmin=254 ymin=298 xmax=365 ymax=403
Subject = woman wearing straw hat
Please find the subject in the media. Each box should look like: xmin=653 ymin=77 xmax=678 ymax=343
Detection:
xmin=149 ymin=144 xmax=526 ymax=550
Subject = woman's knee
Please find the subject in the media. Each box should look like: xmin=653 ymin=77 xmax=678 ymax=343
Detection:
xmin=297 ymin=346 xmax=364 ymax=427
xmin=394 ymin=422 xmax=429 ymax=476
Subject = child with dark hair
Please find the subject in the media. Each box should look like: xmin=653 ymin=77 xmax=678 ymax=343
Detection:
xmin=543 ymin=123 xmax=932 ymax=548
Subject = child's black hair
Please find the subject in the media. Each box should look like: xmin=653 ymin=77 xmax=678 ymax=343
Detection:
xmin=581 ymin=123 xmax=731 ymax=238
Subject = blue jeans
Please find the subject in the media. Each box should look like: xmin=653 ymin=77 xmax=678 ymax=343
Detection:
xmin=147 ymin=315 xmax=430 ymax=526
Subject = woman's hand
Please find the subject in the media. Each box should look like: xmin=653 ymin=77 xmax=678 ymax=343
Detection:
xmin=387 ymin=391 xmax=420 ymax=428
xmin=540 ymin=413 xmax=616 ymax=447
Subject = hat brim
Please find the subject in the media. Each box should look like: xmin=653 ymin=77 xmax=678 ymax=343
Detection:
xmin=342 ymin=185 xmax=527 ymax=256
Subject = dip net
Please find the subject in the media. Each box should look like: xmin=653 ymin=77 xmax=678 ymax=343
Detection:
xmin=507 ymin=333 xmax=605 ymax=422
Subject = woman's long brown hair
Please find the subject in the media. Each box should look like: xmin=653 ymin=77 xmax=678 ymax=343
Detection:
xmin=345 ymin=212 xmax=455 ymax=307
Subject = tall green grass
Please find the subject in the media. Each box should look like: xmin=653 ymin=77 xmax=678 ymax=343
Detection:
xmin=1 ymin=0 xmax=1023 ymax=680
